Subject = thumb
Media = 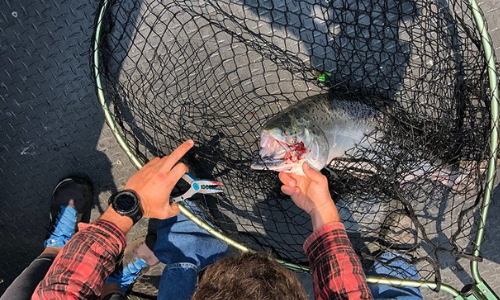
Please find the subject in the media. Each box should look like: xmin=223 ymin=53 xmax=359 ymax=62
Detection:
xmin=168 ymin=202 xmax=180 ymax=216
xmin=155 ymin=202 xmax=180 ymax=219
xmin=302 ymin=163 xmax=325 ymax=184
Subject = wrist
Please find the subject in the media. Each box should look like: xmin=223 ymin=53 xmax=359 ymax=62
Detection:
xmin=309 ymin=201 xmax=340 ymax=231
xmin=100 ymin=207 xmax=133 ymax=234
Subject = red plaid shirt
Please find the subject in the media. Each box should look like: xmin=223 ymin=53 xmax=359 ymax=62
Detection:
xmin=304 ymin=222 xmax=373 ymax=300
xmin=33 ymin=220 xmax=371 ymax=299
xmin=32 ymin=220 xmax=126 ymax=300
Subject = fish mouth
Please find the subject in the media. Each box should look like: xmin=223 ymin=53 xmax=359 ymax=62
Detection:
xmin=250 ymin=156 xmax=302 ymax=172
xmin=251 ymin=130 xmax=309 ymax=172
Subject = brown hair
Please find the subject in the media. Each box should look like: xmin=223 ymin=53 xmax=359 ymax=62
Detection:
xmin=191 ymin=252 xmax=309 ymax=300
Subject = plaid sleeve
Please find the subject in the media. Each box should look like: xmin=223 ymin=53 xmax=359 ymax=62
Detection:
xmin=304 ymin=222 xmax=373 ymax=300
xmin=32 ymin=220 xmax=126 ymax=300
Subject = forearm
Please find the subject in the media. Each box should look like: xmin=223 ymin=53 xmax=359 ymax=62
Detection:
xmin=309 ymin=201 xmax=340 ymax=231
xmin=305 ymin=222 xmax=373 ymax=300
xmin=33 ymin=218 xmax=126 ymax=300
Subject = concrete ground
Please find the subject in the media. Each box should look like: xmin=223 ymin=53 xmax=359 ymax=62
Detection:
xmin=0 ymin=0 xmax=499 ymax=298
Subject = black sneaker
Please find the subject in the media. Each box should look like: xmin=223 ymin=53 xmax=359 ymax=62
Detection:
xmin=44 ymin=177 xmax=93 ymax=248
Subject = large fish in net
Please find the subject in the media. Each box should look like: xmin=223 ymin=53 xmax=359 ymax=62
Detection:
xmin=92 ymin=0 xmax=498 ymax=292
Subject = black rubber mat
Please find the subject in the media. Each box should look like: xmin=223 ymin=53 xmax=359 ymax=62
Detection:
xmin=0 ymin=0 xmax=125 ymax=293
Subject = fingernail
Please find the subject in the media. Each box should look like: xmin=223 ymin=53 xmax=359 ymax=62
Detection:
xmin=289 ymin=180 xmax=296 ymax=187
xmin=186 ymin=139 xmax=194 ymax=146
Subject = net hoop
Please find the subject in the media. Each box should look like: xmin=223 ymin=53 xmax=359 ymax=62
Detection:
xmin=91 ymin=0 xmax=499 ymax=294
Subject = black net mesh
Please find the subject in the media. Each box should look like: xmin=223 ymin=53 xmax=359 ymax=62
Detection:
xmin=93 ymin=0 xmax=495 ymax=287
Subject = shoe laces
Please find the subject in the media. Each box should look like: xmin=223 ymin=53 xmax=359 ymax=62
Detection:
xmin=44 ymin=205 xmax=77 ymax=248
xmin=107 ymin=257 xmax=148 ymax=293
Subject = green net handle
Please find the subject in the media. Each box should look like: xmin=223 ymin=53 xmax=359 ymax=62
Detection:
xmin=467 ymin=0 xmax=500 ymax=293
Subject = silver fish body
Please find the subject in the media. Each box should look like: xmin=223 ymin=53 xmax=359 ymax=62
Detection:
xmin=251 ymin=93 xmax=382 ymax=174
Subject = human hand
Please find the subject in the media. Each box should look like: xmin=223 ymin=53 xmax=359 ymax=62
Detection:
xmin=125 ymin=139 xmax=194 ymax=219
xmin=279 ymin=163 xmax=340 ymax=230
xmin=279 ymin=163 xmax=333 ymax=214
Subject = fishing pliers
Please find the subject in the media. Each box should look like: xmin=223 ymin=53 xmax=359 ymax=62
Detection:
xmin=170 ymin=173 xmax=223 ymax=203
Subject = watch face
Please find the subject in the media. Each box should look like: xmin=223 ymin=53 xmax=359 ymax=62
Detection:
xmin=116 ymin=193 xmax=137 ymax=212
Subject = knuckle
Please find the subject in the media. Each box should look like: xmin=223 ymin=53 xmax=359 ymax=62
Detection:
xmin=181 ymin=164 xmax=189 ymax=173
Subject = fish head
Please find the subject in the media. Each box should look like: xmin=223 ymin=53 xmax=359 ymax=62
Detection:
xmin=251 ymin=117 xmax=329 ymax=174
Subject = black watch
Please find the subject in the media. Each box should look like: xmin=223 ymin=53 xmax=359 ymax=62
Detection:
xmin=108 ymin=190 xmax=143 ymax=224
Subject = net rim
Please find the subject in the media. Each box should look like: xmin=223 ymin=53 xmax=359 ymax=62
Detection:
xmin=91 ymin=0 xmax=499 ymax=293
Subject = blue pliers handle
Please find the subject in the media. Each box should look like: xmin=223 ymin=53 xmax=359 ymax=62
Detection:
xmin=170 ymin=173 xmax=223 ymax=203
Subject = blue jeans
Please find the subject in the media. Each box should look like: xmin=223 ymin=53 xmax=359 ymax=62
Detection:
xmin=154 ymin=202 xmax=228 ymax=300
xmin=154 ymin=204 xmax=423 ymax=300
xmin=367 ymin=252 xmax=424 ymax=299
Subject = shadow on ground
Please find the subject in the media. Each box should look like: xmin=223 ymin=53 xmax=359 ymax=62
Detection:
xmin=0 ymin=0 xmax=128 ymax=293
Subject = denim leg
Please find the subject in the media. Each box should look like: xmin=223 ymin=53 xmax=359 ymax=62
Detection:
xmin=1 ymin=253 xmax=56 ymax=300
xmin=367 ymin=252 xmax=424 ymax=300
xmin=154 ymin=201 xmax=228 ymax=300
xmin=157 ymin=263 xmax=199 ymax=300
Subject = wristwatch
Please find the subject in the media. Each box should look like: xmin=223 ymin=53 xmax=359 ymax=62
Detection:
xmin=108 ymin=190 xmax=143 ymax=224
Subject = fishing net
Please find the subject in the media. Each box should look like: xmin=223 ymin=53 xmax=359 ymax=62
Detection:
xmin=93 ymin=0 xmax=497 ymax=289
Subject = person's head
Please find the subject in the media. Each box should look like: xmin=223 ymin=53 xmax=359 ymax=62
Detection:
xmin=191 ymin=252 xmax=309 ymax=300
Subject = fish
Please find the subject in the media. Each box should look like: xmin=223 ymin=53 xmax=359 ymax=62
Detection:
xmin=250 ymin=92 xmax=478 ymax=192
xmin=251 ymin=92 xmax=382 ymax=175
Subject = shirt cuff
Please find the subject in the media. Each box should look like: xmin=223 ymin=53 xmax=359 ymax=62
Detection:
xmin=78 ymin=220 xmax=127 ymax=253
xmin=303 ymin=222 xmax=353 ymax=261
